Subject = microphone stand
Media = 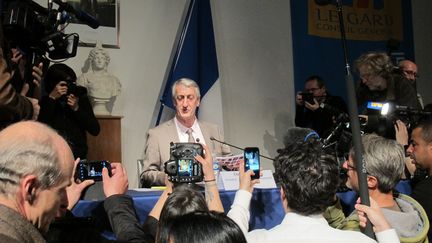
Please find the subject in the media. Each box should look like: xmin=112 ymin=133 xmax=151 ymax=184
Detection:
xmin=210 ymin=137 xmax=274 ymax=161
xmin=334 ymin=0 xmax=374 ymax=238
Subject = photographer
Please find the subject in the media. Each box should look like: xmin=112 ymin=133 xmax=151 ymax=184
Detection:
xmin=295 ymin=75 xmax=348 ymax=137
xmin=38 ymin=63 xmax=100 ymax=159
xmin=355 ymin=52 xmax=420 ymax=113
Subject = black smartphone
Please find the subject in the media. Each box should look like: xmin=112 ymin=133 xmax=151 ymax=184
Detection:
xmin=76 ymin=160 xmax=111 ymax=181
xmin=244 ymin=147 xmax=260 ymax=179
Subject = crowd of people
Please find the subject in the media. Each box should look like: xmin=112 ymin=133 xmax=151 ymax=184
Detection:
xmin=1 ymin=9 xmax=432 ymax=242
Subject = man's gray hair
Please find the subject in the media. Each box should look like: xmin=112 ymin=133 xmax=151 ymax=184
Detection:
xmin=171 ymin=78 xmax=201 ymax=100
xmin=0 ymin=125 xmax=63 ymax=197
xmin=350 ymin=134 xmax=404 ymax=193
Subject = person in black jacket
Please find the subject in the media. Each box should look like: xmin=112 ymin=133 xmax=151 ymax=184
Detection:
xmin=295 ymin=75 xmax=348 ymax=137
xmin=38 ymin=63 xmax=100 ymax=159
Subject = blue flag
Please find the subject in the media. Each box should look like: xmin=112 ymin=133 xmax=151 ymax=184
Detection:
xmin=156 ymin=0 xmax=219 ymax=125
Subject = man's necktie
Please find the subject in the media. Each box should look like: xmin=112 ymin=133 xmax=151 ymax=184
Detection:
xmin=186 ymin=129 xmax=195 ymax=143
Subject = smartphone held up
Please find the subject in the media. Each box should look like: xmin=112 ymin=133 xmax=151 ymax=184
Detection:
xmin=244 ymin=147 xmax=260 ymax=179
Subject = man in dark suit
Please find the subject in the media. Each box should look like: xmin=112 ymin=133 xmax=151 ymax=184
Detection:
xmin=140 ymin=78 xmax=230 ymax=187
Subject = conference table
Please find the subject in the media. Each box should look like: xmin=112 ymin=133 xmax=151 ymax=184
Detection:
xmin=72 ymin=179 xmax=412 ymax=231
xmin=73 ymin=187 xmax=286 ymax=230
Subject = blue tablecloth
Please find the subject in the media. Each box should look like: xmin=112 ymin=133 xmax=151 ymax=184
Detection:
xmin=73 ymin=188 xmax=286 ymax=230
xmin=73 ymin=180 xmax=411 ymax=231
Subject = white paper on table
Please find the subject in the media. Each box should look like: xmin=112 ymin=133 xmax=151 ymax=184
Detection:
xmin=218 ymin=170 xmax=277 ymax=191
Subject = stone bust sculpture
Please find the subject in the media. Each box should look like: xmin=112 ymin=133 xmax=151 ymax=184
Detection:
xmin=77 ymin=41 xmax=121 ymax=115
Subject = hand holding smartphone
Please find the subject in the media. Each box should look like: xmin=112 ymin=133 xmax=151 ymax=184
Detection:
xmin=244 ymin=147 xmax=260 ymax=179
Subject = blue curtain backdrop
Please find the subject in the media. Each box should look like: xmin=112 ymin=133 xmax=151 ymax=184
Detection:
xmin=290 ymin=0 xmax=414 ymax=101
xmin=156 ymin=0 xmax=218 ymax=125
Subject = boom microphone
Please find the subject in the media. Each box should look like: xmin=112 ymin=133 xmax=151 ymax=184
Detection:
xmin=53 ymin=0 xmax=100 ymax=29
xmin=210 ymin=137 xmax=274 ymax=161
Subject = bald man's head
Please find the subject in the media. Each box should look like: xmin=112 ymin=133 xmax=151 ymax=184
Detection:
xmin=0 ymin=121 xmax=74 ymax=191
xmin=398 ymin=60 xmax=418 ymax=83
xmin=0 ymin=121 xmax=74 ymax=232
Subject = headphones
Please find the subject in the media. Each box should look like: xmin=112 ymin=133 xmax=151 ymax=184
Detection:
xmin=304 ymin=131 xmax=320 ymax=142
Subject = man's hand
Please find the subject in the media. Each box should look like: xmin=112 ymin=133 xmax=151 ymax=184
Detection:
xmin=304 ymin=98 xmax=320 ymax=111
xmin=49 ymin=81 xmax=68 ymax=100
xmin=10 ymin=48 xmax=22 ymax=64
xmin=355 ymin=197 xmax=392 ymax=233
xmin=195 ymin=144 xmax=215 ymax=181
xmin=102 ymin=162 xmax=129 ymax=198
xmin=32 ymin=62 xmax=43 ymax=88
xmin=239 ymin=160 xmax=260 ymax=193
xmin=66 ymin=158 xmax=95 ymax=210
xmin=395 ymin=120 xmax=409 ymax=146
xmin=20 ymin=84 xmax=40 ymax=120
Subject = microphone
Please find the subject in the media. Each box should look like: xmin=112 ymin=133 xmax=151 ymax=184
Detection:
xmin=210 ymin=137 xmax=274 ymax=161
xmin=53 ymin=0 xmax=100 ymax=29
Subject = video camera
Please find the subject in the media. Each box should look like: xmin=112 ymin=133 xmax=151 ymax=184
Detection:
xmin=164 ymin=142 xmax=204 ymax=184
xmin=365 ymin=102 xmax=431 ymax=138
xmin=2 ymin=0 xmax=99 ymax=61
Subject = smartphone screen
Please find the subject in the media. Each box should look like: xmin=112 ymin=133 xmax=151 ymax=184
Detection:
xmin=244 ymin=147 xmax=260 ymax=179
xmin=77 ymin=160 xmax=111 ymax=181
xmin=177 ymin=159 xmax=193 ymax=177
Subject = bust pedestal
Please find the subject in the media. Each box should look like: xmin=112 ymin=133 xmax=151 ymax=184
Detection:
xmin=92 ymin=98 xmax=111 ymax=115
xmin=87 ymin=115 xmax=122 ymax=162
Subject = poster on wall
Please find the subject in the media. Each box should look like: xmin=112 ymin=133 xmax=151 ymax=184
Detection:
xmin=66 ymin=0 xmax=120 ymax=48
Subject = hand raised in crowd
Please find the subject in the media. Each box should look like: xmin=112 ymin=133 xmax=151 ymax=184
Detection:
xmin=10 ymin=48 xmax=23 ymax=64
xmin=304 ymin=98 xmax=320 ymax=111
xmin=31 ymin=62 xmax=44 ymax=100
xmin=20 ymin=84 xmax=40 ymax=120
xmin=295 ymin=91 xmax=304 ymax=106
xmin=102 ymin=162 xmax=129 ymax=198
xmin=355 ymin=197 xmax=392 ymax=233
xmin=195 ymin=144 xmax=215 ymax=182
xmin=67 ymin=94 xmax=79 ymax=111
xmin=394 ymin=119 xmax=409 ymax=146
xmin=239 ymin=160 xmax=260 ymax=193
xmin=32 ymin=62 xmax=43 ymax=87
xmin=49 ymin=81 xmax=68 ymax=100
xmin=195 ymin=144 xmax=224 ymax=212
xmin=66 ymin=158 xmax=95 ymax=211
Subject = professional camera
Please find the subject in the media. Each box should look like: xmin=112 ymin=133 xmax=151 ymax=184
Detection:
xmin=2 ymin=0 xmax=99 ymax=61
xmin=164 ymin=142 xmax=204 ymax=183
xmin=299 ymin=92 xmax=314 ymax=103
xmin=60 ymin=82 xmax=86 ymax=97
xmin=365 ymin=102 xmax=431 ymax=139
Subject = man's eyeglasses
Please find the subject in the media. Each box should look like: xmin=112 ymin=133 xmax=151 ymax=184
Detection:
xmin=402 ymin=70 xmax=419 ymax=78
xmin=305 ymin=87 xmax=320 ymax=92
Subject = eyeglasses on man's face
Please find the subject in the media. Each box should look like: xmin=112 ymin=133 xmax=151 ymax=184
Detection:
xmin=402 ymin=69 xmax=419 ymax=78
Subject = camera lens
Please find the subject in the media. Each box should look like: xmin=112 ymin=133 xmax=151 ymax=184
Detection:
xmin=184 ymin=149 xmax=192 ymax=156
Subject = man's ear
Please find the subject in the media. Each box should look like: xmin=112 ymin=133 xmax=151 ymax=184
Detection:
xmin=366 ymin=175 xmax=378 ymax=189
xmin=280 ymin=187 xmax=286 ymax=201
xmin=21 ymin=175 xmax=38 ymax=204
